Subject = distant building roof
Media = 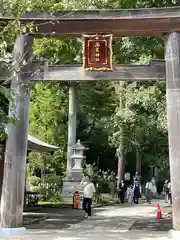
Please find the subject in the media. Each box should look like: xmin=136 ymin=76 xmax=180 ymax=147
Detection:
xmin=28 ymin=135 xmax=58 ymax=153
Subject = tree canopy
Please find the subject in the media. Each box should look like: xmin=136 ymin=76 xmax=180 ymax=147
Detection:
xmin=0 ymin=0 xmax=174 ymax=191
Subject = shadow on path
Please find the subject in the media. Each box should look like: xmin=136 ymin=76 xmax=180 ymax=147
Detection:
xmin=130 ymin=217 xmax=172 ymax=232
xmin=25 ymin=208 xmax=85 ymax=230
xmin=25 ymin=202 xmax=172 ymax=233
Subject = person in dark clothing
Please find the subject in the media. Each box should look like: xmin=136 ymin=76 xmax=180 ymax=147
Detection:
xmin=118 ymin=180 xmax=126 ymax=203
xmin=157 ymin=181 xmax=164 ymax=195
xmin=133 ymin=181 xmax=141 ymax=204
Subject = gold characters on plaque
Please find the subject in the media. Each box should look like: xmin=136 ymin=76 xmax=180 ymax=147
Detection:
xmin=95 ymin=42 xmax=100 ymax=62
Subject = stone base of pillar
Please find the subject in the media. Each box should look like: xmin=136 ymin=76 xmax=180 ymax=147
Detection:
xmin=169 ymin=230 xmax=180 ymax=239
xmin=0 ymin=227 xmax=26 ymax=239
xmin=61 ymin=178 xmax=82 ymax=202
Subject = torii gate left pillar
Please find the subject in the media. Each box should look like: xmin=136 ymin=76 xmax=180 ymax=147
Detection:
xmin=165 ymin=32 xmax=180 ymax=239
xmin=0 ymin=34 xmax=33 ymax=232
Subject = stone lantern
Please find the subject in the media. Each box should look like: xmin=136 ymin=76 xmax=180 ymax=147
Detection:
xmin=62 ymin=140 xmax=88 ymax=200
xmin=70 ymin=140 xmax=87 ymax=178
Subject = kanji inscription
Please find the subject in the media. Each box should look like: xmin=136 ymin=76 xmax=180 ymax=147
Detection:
xmin=83 ymin=34 xmax=113 ymax=71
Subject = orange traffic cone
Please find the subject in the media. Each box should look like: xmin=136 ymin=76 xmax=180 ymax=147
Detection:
xmin=156 ymin=203 xmax=163 ymax=219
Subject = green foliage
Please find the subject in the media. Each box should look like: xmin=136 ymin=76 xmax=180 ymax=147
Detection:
xmin=0 ymin=87 xmax=10 ymax=142
xmin=109 ymin=82 xmax=168 ymax=173
xmin=83 ymin=163 xmax=100 ymax=179
xmin=28 ymin=176 xmax=41 ymax=186
xmin=0 ymin=0 xmax=174 ymax=194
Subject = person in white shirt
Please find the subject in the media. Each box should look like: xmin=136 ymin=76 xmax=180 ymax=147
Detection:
xmin=145 ymin=180 xmax=153 ymax=204
xmin=127 ymin=185 xmax=133 ymax=204
xmin=80 ymin=175 xmax=96 ymax=218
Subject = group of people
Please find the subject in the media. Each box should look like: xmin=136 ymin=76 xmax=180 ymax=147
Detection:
xmin=79 ymin=173 xmax=157 ymax=219
xmin=118 ymin=178 xmax=156 ymax=204
xmin=118 ymin=180 xmax=141 ymax=204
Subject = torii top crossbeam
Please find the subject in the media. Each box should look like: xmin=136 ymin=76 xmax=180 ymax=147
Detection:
xmin=19 ymin=6 xmax=180 ymax=37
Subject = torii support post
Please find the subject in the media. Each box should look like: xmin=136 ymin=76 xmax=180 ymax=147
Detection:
xmin=117 ymin=81 xmax=125 ymax=187
xmin=165 ymin=32 xmax=180 ymax=237
xmin=67 ymin=83 xmax=77 ymax=177
xmin=0 ymin=34 xmax=33 ymax=229
xmin=61 ymin=83 xmax=77 ymax=201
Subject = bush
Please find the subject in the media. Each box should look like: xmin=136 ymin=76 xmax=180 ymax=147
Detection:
xmin=30 ymin=186 xmax=44 ymax=192
xmin=28 ymin=176 xmax=41 ymax=186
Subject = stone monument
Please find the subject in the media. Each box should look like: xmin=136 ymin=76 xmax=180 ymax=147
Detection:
xmin=62 ymin=140 xmax=87 ymax=200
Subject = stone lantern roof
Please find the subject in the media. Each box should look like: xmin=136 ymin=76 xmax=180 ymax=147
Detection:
xmin=71 ymin=140 xmax=88 ymax=151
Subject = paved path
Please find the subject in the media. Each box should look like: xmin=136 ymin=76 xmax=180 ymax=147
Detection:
xmin=26 ymin=200 xmax=170 ymax=240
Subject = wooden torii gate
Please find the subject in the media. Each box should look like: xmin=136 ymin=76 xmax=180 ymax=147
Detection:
xmin=1 ymin=7 xmax=180 ymax=236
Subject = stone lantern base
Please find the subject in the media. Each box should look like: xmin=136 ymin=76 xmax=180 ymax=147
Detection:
xmin=62 ymin=140 xmax=86 ymax=203
xmin=62 ymin=179 xmax=80 ymax=201
xmin=61 ymin=171 xmax=83 ymax=202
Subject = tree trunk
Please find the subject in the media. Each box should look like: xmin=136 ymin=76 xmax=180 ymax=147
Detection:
xmin=165 ymin=32 xmax=180 ymax=230
xmin=135 ymin=147 xmax=141 ymax=178
xmin=117 ymin=148 xmax=124 ymax=187
xmin=0 ymin=34 xmax=34 ymax=228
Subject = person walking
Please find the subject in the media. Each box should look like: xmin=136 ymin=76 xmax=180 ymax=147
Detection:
xmin=133 ymin=181 xmax=141 ymax=204
xmin=118 ymin=180 xmax=126 ymax=203
xmin=163 ymin=180 xmax=169 ymax=203
xmin=127 ymin=184 xmax=133 ymax=204
xmin=109 ymin=171 xmax=116 ymax=201
xmin=145 ymin=180 xmax=153 ymax=204
xmin=80 ymin=175 xmax=96 ymax=219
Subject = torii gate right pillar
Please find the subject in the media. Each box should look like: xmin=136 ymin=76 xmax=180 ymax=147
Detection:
xmin=165 ymin=32 xmax=180 ymax=237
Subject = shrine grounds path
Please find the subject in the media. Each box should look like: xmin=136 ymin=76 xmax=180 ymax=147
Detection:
xmin=25 ymin=200 xmax=171 ymax=240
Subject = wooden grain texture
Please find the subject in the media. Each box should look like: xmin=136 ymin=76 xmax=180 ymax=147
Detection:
xmin=0 ymin=34 xmax=34 ymax=228
xmin=0 ymin=60 xmax=167 ymax=82
xmin=165 ymin=32 xmax=180 ymax=230
xmin=18 ymin=7 xmax=180 ymax=37
xmin=32 ymin=60 xmax=166 ymax=82
xmin=0 ymin=145 xmax=5 ymax=200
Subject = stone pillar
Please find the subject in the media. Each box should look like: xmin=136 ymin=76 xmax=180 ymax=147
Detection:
xmin=165 ymin=32 xmax=180 ymax=237
xmin=117 ymin=81 xmax=125 ymax=188
xmin=67 ymin=83 xmax=77 ymax=177
xmin=62 ymin=83 xmax=77 ymax=201
xmin=0 ymin=34 xmax=34 ymax=228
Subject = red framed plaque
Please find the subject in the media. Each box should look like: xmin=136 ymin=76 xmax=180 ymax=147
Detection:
xmin=83 ymin=34 xmax=113 ymax=71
